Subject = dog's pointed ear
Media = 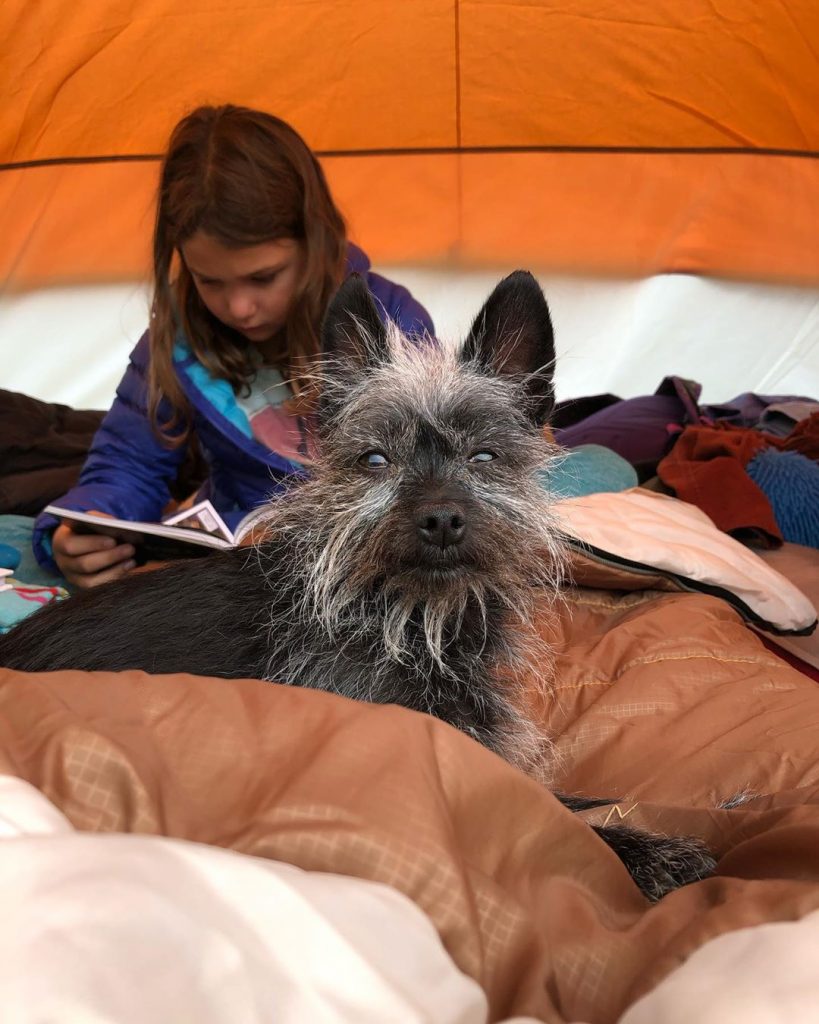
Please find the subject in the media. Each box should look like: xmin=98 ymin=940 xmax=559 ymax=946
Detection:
xmin=321 ymin=273 xmax=389 ymax=369
xmin=462 ymin=271 xmax=556 ymax=425
xmin=318 ymin=275 xmax=390 ymax=421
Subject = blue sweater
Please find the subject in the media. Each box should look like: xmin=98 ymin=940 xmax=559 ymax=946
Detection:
xmin=33 ymin=245 xmax=434 ymax=572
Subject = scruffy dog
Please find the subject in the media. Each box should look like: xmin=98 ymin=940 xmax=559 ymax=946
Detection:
xmin=0 ymin=272 xmax=715 ymax=899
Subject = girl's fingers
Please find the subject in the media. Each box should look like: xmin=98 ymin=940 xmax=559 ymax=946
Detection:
xmin=53 ymin=524 xmax=136 ymax=583
xmin=52 ymin=524 xmax=122 ymax=557
xmin=65 ymin=559 xmax=137 ymax=590
xmin=56 ymin=529 xmax=120 ymax=557
xmin=62 ymin=543 xmax=136 ymax=577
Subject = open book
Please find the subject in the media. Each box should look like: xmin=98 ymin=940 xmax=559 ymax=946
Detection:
xmin=44 ymin=500 xmax=270 ymax=561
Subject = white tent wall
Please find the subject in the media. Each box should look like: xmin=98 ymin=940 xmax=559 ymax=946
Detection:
xmin=3 ymin=273 xmax=818 ymax=412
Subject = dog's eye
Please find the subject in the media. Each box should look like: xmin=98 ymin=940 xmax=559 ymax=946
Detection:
xmin=359 ymin=451 xmax=390 ymax=469
xmin=468 ymin=450 xmax=497 ymax=464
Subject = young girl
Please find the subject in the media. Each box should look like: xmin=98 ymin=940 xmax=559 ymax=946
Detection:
xmin=34 ymin=105 xmax=434 ymax=588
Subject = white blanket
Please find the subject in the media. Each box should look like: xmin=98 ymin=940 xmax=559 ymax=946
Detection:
xmin=621 ymin=909 xmax=819 ymax=1024
xmin=0 ymin=776 xmax=524 ymax=1024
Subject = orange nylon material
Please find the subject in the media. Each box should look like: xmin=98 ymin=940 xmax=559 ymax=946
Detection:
xmin=3 ymin=154 xmax=819 ymax=289
xmin=2 ymin=0 xmax=818 ymax=289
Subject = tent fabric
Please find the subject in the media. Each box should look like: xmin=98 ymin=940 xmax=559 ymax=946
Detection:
xmin=3 ymin=0 xmax=819 ymax=290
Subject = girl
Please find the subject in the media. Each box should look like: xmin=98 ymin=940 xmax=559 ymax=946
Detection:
xmin=34 ymin=105 xmax=434 ymax=588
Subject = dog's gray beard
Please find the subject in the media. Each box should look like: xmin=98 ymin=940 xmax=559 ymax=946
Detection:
xmin=258 ymin=471 xmax=565 ymax=669
xmin=253 ymin=475 xmax=565 ymax=783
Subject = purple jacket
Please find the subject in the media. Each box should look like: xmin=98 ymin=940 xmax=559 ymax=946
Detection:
xmin=33 ymin=244 xmax=434 ymax=571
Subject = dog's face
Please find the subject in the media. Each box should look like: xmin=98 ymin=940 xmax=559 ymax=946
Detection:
xmin=308 ymin=272 xmax=564 ymax=604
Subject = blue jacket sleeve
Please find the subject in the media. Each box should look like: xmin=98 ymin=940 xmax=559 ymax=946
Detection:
xmin=33 ymin=330 xmax=188 ymax=571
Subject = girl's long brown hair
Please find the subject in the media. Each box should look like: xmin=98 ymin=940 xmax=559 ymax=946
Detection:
xmin=149 ymin=104 xmax=347 ymax=445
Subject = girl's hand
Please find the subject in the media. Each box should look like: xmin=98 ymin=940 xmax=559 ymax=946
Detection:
xmin=52 ymin=515 xmax=137 ymax=589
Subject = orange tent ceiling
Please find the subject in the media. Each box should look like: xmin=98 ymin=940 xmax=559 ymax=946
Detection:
xmin=2 ymin=0 xmax=818 ymax=290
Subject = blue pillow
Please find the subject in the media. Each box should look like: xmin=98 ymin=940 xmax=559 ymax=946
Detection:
xmin=541 ymin=444 xmax=639 ymax=499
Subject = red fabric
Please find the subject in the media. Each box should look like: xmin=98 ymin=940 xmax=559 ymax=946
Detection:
xmin=658 ymin=423 xmax=782 ymax=546
xmin=785 ymin=411 xmax=819 ymax=461
xmin=760 ymin=636 xmax=819 ymax=684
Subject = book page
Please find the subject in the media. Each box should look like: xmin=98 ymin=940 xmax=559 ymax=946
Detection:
xmin=234 ymin=503 xmax=273 ymax=546
xmin=162 ymin=500 xmax=234 ymax=542
xmin=44 ymin=506 xmax=233 ymax=554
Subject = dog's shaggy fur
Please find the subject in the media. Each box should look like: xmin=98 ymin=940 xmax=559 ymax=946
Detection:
xmin=0 ymin=271 xmax=715 ymax=899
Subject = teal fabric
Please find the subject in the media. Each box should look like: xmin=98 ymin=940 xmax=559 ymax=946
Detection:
xmin=0 ymin=542 xmax=20 ymax=571
xmin=173 ymin=340 xmax=254 ymax=438
xmin=542 ymin=444 xmax=639 ymax=499
xmin=0 ymin=515 xmax=69 ymax=588
xmin=0 ymin=515 xmax=72 ymax=631
xmin=0 ymin=580 xmax=68 ymax=633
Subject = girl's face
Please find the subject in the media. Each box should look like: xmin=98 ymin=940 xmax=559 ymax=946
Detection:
xmin=182 ymin=231 xmax=306 ymax=346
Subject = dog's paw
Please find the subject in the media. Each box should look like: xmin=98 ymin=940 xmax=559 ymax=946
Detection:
xmin=594 ymin=823 xmax=716 ymax=901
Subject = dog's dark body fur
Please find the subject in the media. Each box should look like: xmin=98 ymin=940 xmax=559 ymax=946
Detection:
xmin=0 ymin=272 xmax=715 ymax=900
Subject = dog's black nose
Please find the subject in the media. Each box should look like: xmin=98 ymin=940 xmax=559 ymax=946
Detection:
xmin=416 ymin=504 xmax=467 ymax=549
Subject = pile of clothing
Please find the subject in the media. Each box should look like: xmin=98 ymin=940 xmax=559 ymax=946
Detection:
xmin=551 ymin=378 xmax=819 ymax=550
